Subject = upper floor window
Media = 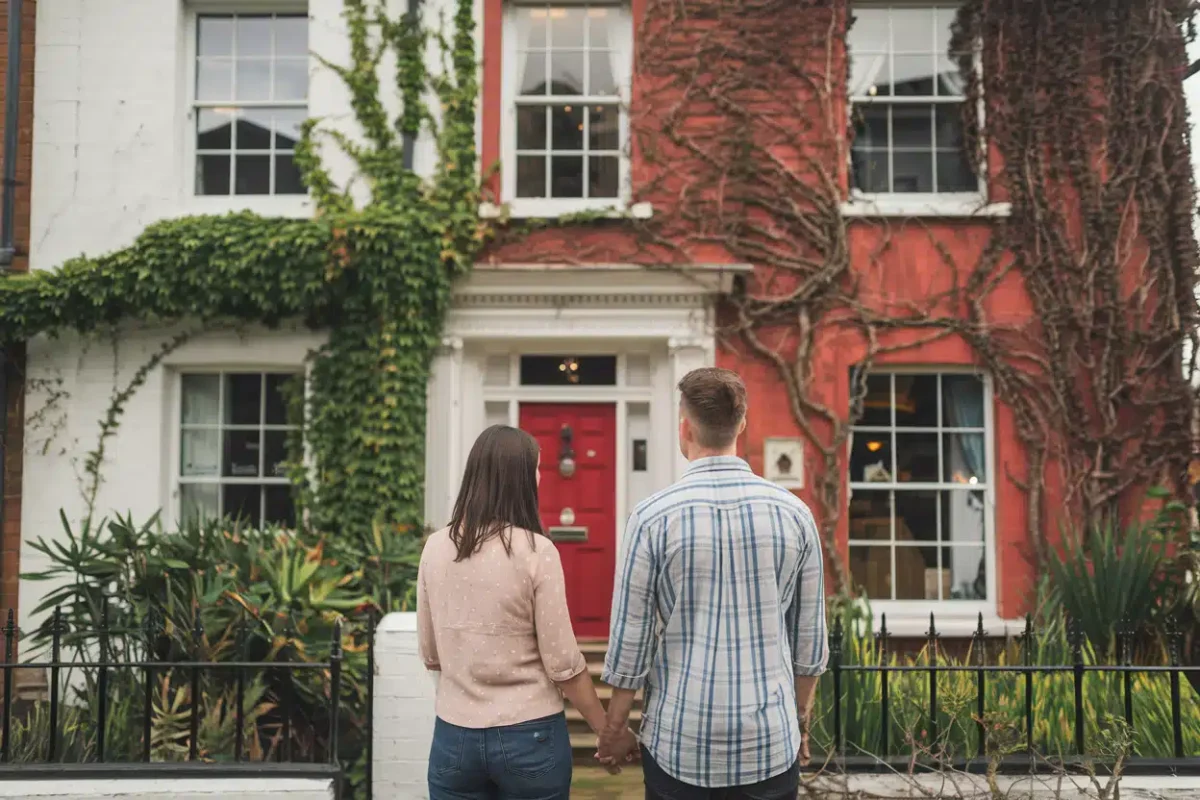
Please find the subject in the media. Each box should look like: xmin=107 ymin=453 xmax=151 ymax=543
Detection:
xmin=847 ymin=6 xmax=977 ymax=197
xmin=848 ymin=372 xmax=991 ymax=604
xmin=503 ymin=4 xmax=632 ymax=214
xmin=194 ymin=13 xmax=309 ymax=196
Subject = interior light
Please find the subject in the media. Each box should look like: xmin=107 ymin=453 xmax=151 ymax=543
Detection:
xmin=564 ymin=105 xmax=572 ymax=113
xmin=530 ymin=8 xmax=547 ymax=18
xmin=968 ymin=476 xmax=978 ymax=485
xmin=549 ymin=8 xmax=567 ymax=18
xmin=588 ymin=8 xmax=608 ymax=16
xmin=866 ymin=441 xmax=883 ymax=452
xmin=559 ymin=363 xmax=567 ymax=372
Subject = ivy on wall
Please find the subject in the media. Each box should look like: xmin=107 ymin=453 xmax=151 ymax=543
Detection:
xmin=0 ymin=0 xmax=482 ymax=570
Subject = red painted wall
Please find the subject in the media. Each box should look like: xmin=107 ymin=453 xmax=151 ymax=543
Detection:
xmin=478 ymin=0 xmax=1040 ymax=620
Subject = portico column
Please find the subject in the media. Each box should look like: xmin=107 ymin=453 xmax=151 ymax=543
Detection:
xmin=668 ymin=336 xmax=716 ymax=481
xmin=424 ymin=335 xmax=463 ymax=526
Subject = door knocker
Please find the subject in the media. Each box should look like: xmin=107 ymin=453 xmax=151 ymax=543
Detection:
xmin=558 ymin=424 xmax=576 ymax=478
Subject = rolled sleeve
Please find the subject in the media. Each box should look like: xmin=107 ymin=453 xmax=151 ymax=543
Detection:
xmin=602 ymin=511 xmax=657 ymax=690
xmin=533 ymin=542 xmax=588 ymax=682
xmin=416 ymin=558 xmax=440 ymax=671
xmin=787 ymin=510 xmax=829 ymax=677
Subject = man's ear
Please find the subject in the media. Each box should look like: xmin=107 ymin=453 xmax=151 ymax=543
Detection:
xmin=737 ymin=416 xmax=747 ymax=436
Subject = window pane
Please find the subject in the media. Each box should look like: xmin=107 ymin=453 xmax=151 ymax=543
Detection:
xmin=895 ymin=432 xmax=938 ymax=482
xmin=589 ymin=105 xmax=619 ymax=150
xmin=934 ymin=7 xmax=955 ymax=56
xmin=264 ymin=485 xmax=297 ymax=528
xmin=850 ymin=545 xmax=892 ymax=599
xmin=934 ymin=104 xmax=963 ymax=150
xmin=223 ymin=430 xmax=261 ymax=478
xmin=848 ymin=490 xmax=892 ymax=541
xmin=549 ymin=6 xmax=585 ymax=48
xmin=943 ymin=434 xmax=986 ymax=483
xmin=893 ymin=54 xmax=936 ymax=96
xmin=549 ymin=52 xmax=585 ymax=95
xmin=851 ymin=148 xmax=888 ymax=193
xmin=275 ymin=155 xmax=305 ymax=194
xmin=181 ymin=429 xmax=221 ymax=477
xmin=891 ymin=8 xmax=935 ymax=53
xmin=588 ymin=156 xmax=619 ymax=198
xmin=236 ymin=16 xmax=272 ymax=57
xmin=892 ymin=105 xmax=932 ymax=148
xmin=273 ymin=109 xmax=306 ymax=149
xmin=857 ymin=373 xmax=892 ymax=426
xmin=517 ymin=105 xmax=548 ymax=150
xmin=937 ymin=55 xmax=966 ymax=96
xmin=850 ymin=433 xmax=892 ymax=483
xmin=197 ymin=110 xmax=233 ymax=150
xmin=197 ymin=155 xmax=231 ymax=195
xmin=225 ymin=374 xmax=262 ymax=425
xmin=892 ymin=151 xmax=932 ymax=192
xmin=848 ymin=9 xmax=888 ymax=53
xmin=550 ymin=104 xmax=584 ymax=149
xmin=852 ymin=105 xmax=888 ymax=149
xmin=588 ymin=7 xmax=613 ymax=48
xmin=265 ymin=374 xmax=294 ymax=425
xmin=181 ymin=483 xmax=219 ymax=524
xmin=516 ymin=155 xmax=547 ymax=197
xmin=197 ymin=59 xmax=232 ymax=102
xmin=264 ymin=430 xmax=289 ymax=478
xmin=274 ymin=58 xmax=308 ymax=101
xmin=238 ymin=108 xmax=273 ymax=150
xmin=589 ymin=50 xmax=617 ymax=95
xmin=236 ymin=60 xmax=271 ymax=101
xmin=937 ymin=151 xmax=977 ymax=193
xmin=850 ymin=53 xmax=890 ymax=97
xmin=893 ymin=375 xmax=938 ymax=426
xmin=895 ymin=545 xmax=938 ymax=600
xmin=941 ymin=490 xmax=985 ymax=543
xmin=520 ymin=51 xmax=548 ymax=95
xmin=519 ymin=355 xmax=617 ymax=386
xmin=198 ymin=17 xmax=234 ymax=57
xmin=941 ymin=374 xmax=984 ymax=426
xmin=551 ymin=156 xmax=584 ymax=197
xmin=895 ymin=489 xmax=937 ymax=544
xmin=224 ymin=484 xmax=261 ymax=526
xmin=235 ymin=155 xmax=272 ymax=195
xmin=275 ymin=16 xmax=308 ymax=57
xmin=944 ymin=546 xmax=986 ymax=599
xmin=182 ymin=375 xmax=220 ymax=424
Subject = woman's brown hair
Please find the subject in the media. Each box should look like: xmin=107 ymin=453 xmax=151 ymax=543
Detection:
xmin=448 ymin=425 xmax=545 ymax=561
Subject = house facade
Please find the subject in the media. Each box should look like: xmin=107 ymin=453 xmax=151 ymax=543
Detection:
xmin=6 ymin=0 xmax=1190 ymax=644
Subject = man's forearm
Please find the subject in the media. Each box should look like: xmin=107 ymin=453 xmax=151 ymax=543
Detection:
xmin=795 ymin=675 xmax=819 ymax=722
xmin=604 ymin=687 xmax=638 ymax=734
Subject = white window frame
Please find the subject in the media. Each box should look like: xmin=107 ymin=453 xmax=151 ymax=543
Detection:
xmin=846 ymin=367 xmax=999 ymax=631
xmin=183 ymin=3 xmax=314 ymax=217
xmin=173 ymin=369 xmax=303 ymax=528
xmin=841 ymin=3 xmax=1006 ymax=219
xmin=499 ymin=1 xmax=634 ymax=218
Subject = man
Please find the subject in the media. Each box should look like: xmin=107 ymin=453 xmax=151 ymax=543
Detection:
xmin=598 ymin=367 xmax=828 ymax=799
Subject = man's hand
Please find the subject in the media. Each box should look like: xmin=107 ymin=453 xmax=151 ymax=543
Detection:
xmin=797 ymin=713 xmax=812 ymax=767
xmin=595 ymin=725 xmax=639 ymax=770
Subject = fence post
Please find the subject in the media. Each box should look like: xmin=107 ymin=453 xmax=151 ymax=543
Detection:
xmin=1022 ymin=613 xmax=1034 ymax=756
xmin=830 ymin=616 xmax=843 ymax=759
xmin=97 ymin=598 xmax=109 ymax=762
xmin=189 ymin=616 xmax=203 ymax=762
xmin=926 ymin=613 xmax=939 ymax=752
xmin=142 ymin=608 xmax=158 ymax=763
xmin=1068 ymin=616 xmax=1085 ymax=756
xmin=974 ymin=613 xmax=986 ymax=760
xmin=281 ymin=620 xmax=294 ymax=763
xmin=329 ymin=618 xmax=343 ymax=768
xmin=2 ymin=609 xmax=14 ymax=763
xmin=878 ymin=614 xmax=889 ymax=760
xmin=1119 ymin=617 xmax=1134 ymax=751
xmin=48 ymin=606 xmax=62 ymax=763
xmin=1168 ymin=616 xmax=1184 ymax=759
xmin=234 ymin=612 xmax=246 ymax=763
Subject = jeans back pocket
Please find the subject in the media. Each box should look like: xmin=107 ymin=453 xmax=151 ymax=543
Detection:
xmin=430 ymin=719 xmax=466 ymax=776
xmin=496 ymin=721 xmax=559 ymax=780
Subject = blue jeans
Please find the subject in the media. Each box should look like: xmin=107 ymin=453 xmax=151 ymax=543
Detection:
xmin=428 ymin=713 xmax=573 ymax=800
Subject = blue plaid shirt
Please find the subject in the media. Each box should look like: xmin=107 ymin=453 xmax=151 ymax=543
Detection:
xmin=602 ymin=456 xmax=828 ymax=788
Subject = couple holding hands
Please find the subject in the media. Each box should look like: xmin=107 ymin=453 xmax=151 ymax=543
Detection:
xmin=417 ymin=368 xmax=829 ymax=799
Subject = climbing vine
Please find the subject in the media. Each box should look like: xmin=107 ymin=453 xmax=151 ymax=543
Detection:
xmin=0 ymin=0 xmax=483 ymax=566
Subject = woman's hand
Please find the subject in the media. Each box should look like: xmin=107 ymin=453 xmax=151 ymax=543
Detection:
xmin=595 ymin=725 xmax=639 ymax=772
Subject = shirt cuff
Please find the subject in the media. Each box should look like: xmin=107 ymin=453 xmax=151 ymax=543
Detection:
xmin=793 ymin=662 xmax=827 ymax=677
xmin=546 ymin=655 xmax=588 ymax=683
xmin=602 ymin=666 xmax=647 ymax=690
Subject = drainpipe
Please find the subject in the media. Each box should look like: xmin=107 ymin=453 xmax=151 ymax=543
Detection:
xmin=0 ymin=0 xmax=26 ymax=594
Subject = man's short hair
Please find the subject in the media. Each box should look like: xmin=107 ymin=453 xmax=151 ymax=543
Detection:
xmin=678 ymin=368 xmax=747 ymax=449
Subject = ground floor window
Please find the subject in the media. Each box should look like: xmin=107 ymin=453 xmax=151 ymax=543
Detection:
xmin=177 ymin=371 xmax=299 ymax=528
xmin=848 ymin=371 xmax=990 ymax=602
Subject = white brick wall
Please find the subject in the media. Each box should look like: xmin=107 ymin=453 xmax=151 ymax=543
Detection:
xmin=373 ymin=612 xmax=438 ymax=800
xmin=0 ymin=777 xmax=333 ymax=799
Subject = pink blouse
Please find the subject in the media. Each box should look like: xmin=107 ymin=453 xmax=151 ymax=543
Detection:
xmin=416 ymin=526 xmax=587 ymax=729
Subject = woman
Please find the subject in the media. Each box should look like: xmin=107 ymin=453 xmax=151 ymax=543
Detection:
xmin=417 ymin=425 xmax=635 ymax=799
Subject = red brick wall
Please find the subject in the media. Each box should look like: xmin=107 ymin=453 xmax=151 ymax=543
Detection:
xmin=0 ymin=0 xmax=36 ymax=616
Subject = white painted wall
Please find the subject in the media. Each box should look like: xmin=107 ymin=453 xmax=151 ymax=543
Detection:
xmin=372 ymin=613 xmax=438 ymax=800
xmin=0 ymin=778 xmax=333 ymax=799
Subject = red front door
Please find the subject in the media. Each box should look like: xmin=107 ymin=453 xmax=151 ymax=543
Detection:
xmin=519 ymin=403 xmax=617 ymax=639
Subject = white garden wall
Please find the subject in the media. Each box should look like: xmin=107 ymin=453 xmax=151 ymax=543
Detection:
xmin=373 ymin=612 xmax=438 ymax=800
xmin=0 ymin=778 xmax=332 ymax=800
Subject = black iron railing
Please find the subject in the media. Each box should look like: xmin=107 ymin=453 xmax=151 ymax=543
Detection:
xmin=820 ymin=612 xmax=1200 ymax=774
xmin=0 ymin=604 xmax=364 ymax=780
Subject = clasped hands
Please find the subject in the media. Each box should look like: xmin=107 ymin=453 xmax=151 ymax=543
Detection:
xmin=594 ymin=724 xmax=639 ymax=774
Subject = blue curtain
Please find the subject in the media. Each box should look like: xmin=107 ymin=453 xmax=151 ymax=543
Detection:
xmin=943 ymin=377 xmax=985 ymax=483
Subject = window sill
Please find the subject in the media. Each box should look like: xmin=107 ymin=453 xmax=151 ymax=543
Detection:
xmin=841 ymin=195 xmax=1010 ymax=219
xmin=480 ymin=200 xmax=654 ymax=221
xmin=854 ymin=606 xmax=1023 ymax=639
xmin=185 ymin=195 xmax=314 ymax=219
